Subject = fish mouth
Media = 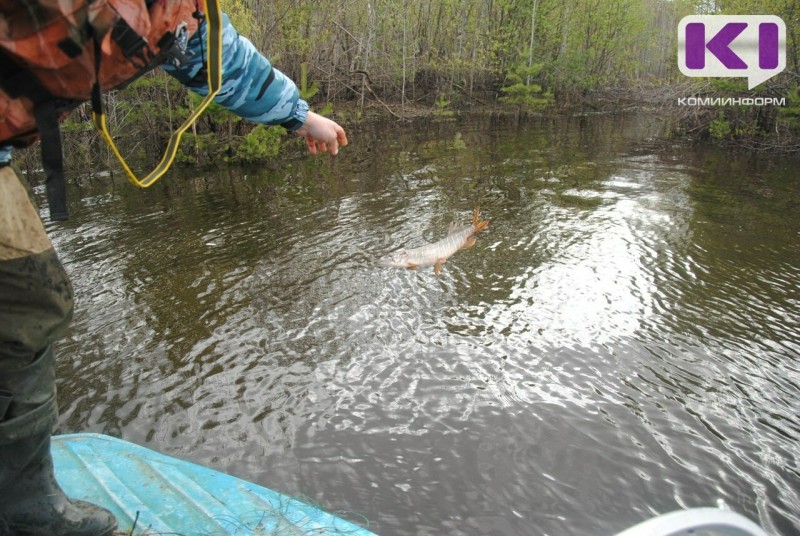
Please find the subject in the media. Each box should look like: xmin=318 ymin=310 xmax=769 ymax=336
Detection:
xmin=377 ymin=252 xmax=408 ymax=268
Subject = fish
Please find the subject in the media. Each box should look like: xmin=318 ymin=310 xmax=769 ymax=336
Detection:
xmin=378 ymin=208 xmax=490 ymax=275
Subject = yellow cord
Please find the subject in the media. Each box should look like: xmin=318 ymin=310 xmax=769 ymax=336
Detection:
xmin=91 ymin=0 xmax=223 ymax=188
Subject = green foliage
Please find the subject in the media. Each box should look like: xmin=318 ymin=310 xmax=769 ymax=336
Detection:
xmin=780 ymin=85 xmax=800 ymax=115
xmin=176 ymin=133 xmax=229 ymax=165
xmin=709 ymin=117 xmax=732 ymax=140
xmin=433 ymin=93 xmax=454 ymax=117
xmin=298 ymin=63 xmax=333 ymax=116
xmin=710 ymin=79 xmax=749 ymax=93
xmin=47 ymin=0 xmax=798 ymax=175
xmin=776 ymin=85 xmax=800 ymax=132
xmin=271 ymin=2 xmax=315 ymax=63
xmin=452 ymin=132 xmax=466 ymax=150
xmin=500 ymin=62 xmax=553 ymax=110
xmin=224 ymin=0 xmax=257 ymax=41
xmin=233 ymin=125 xmax=285 ymax=164
xmin=187 ymin=91 xmax=237 ymax=125
xmin=299 ymin=63 xmax=319 ymax=101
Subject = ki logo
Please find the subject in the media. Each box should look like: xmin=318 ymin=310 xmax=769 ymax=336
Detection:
xmin=678 ymin=15 xmax=786 ymax=89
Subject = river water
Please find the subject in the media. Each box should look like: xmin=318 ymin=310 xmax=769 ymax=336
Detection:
xmin=43 ymin=114 xmax=799 ymax=535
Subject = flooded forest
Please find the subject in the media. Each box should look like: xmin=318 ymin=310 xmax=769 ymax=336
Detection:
xmin=14 ymin=0 xmax=800 ymax=176
xmin=16 ymin=0 xmax=800 ymax=534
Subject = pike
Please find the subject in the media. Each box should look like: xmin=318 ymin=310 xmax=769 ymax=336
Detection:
xmin=378 ymin=209 xmax=490 ymax=275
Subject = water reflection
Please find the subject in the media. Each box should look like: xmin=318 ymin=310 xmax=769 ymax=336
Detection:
xmin=45 ymin=114 xmax=800 ymax=535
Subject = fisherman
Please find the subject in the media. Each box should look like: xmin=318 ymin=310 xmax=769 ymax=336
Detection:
xmin=0 ymin=2 xmax=347 ymax=534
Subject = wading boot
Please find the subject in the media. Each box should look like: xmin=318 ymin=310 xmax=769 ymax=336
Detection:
xmin=0 ymin=346 xmax=117 ymax=536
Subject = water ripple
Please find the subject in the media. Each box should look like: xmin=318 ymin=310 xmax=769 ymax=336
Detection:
xmin=50 ymin=116 xmax=800 ymax=535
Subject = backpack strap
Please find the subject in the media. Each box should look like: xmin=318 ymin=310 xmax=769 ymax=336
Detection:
xmin=90 ymin=0 xmax=223 ymax=189
xmin=0 ymin=52 xmax=73 ymax=221
xmin=33 ymin=101 xmax=69 ymax=221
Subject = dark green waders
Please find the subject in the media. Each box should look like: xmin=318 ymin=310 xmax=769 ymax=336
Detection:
xmin=0 ymin=165 xmax=117 ymax=536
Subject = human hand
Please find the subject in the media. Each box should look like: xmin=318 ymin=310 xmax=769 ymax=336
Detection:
xmin=294 ymin=111 xmax=348 ymax=156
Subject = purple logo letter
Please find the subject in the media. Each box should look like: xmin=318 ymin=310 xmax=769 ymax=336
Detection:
xmin=686 ymin=22 xmax=748 ymax=70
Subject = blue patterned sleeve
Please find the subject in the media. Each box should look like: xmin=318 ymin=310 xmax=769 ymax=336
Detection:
xmin=162 ymin=13 xmax=308 ymax=131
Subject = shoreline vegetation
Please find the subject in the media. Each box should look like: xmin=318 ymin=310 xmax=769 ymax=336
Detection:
xmin=14 ymin=0 xmax=800 ymax=178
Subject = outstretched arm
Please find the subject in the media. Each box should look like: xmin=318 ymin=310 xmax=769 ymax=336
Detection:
xmin=162 ymin=13 xmax=346 ymax=155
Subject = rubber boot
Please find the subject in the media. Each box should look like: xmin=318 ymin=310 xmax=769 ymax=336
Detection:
xmin=0 ymin=346 xmax=117 ymax=536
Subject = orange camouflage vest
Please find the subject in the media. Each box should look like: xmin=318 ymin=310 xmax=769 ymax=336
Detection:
xmin=0 ymin=0 xmax=201 ymax=147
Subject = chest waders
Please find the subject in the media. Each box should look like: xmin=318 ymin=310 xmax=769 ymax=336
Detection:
xmin=0 ymin=165 xmax=112 ymax=535
xmin=0 ymin=1 xmax=221 ymax=533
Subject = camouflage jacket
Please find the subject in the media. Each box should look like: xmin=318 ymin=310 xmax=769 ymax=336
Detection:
xmin=0 ymin=11 xmax=307 ymax=164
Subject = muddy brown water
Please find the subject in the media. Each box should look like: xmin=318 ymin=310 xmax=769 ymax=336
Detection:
xmin=42 ymin=114 xmax=800 ymax=535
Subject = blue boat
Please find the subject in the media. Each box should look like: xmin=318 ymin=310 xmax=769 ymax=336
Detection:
xmin=52 ymin=433 xmax=377 ymax=535
xmin=53 ymin=433 xmax=770 ymax=536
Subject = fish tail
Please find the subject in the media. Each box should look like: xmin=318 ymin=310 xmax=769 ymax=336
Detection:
xmin=472 ymin=208 xmax=490 ymax=233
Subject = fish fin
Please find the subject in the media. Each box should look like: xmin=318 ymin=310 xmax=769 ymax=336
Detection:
xmin=447 ymin=222 xmax=458 ymax=235
xmin=463 ymin=236 xmax=477 ymax=249
xmin=472 ymin=208 xmax=490 ymax=233
xmin=434 ymin=260 xmax=444 ymax=276
xmin=406 ymin=263 xmax=419 ymax=270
